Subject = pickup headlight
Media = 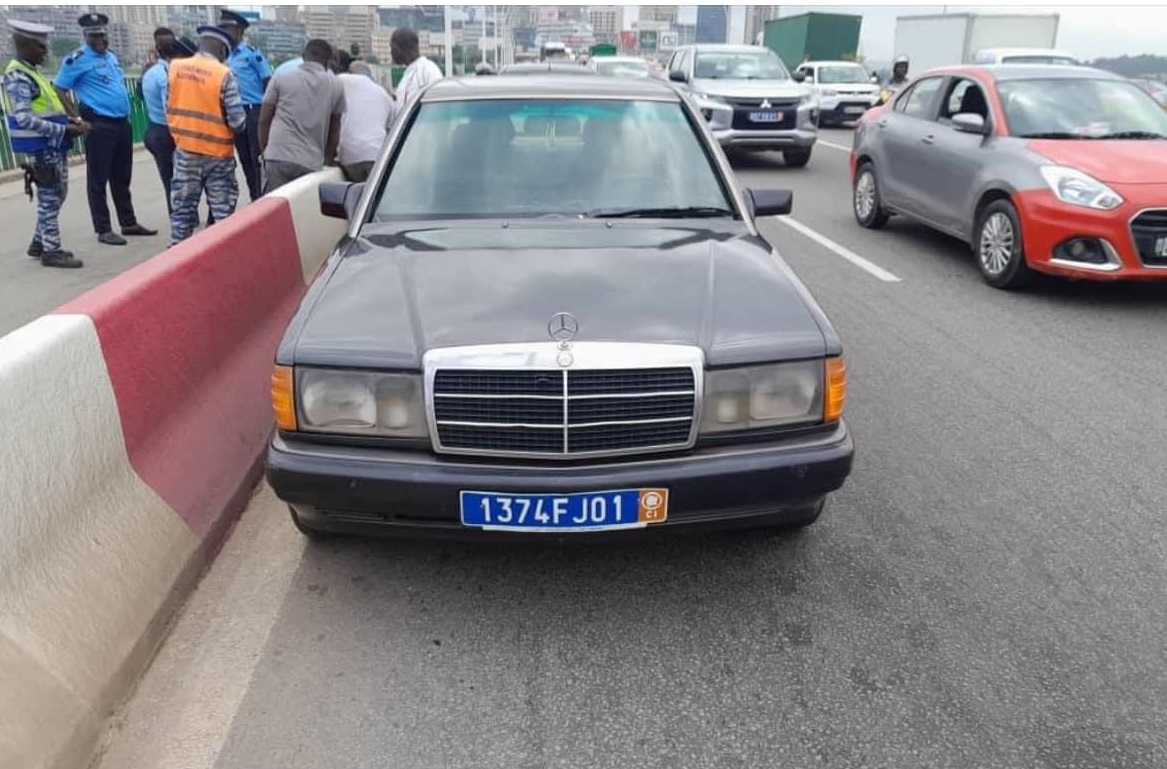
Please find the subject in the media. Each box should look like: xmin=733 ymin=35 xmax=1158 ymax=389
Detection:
xmin=700 ymin=359 xmax=831 ymax=433
xmin=1039 ymin=165 xmax=1123 ymax=210
xmin=295 ymin=368 xmax=428 ymax=437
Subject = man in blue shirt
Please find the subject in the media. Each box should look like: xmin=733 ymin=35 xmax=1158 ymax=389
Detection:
xmin=140 ymin=29 xmax=195 ymax=216
xmin=218 ymin=9 xmax=272 ymax=201
xmin=274 ymin=56 xmax=302 ymax=75
xmin=53 ymin=12 xmax=158 ymax=246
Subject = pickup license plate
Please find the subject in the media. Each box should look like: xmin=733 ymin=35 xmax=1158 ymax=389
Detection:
xmin=1156 ymin=236 xmax=1167 ymax=257
xmin=460 ymin=489 xmax=669 ymax=532
xmin=749 ymin=110 xmax=782 ymax=123
xmin=844 ymin=106 xmax=866 ymax=114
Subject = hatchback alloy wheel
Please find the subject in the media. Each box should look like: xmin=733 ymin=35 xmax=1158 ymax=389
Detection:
xmin=852 ymin=162 xmax=889 ymax=229
xmin=855 ymin=171 xmax=876 ymax=220
xmin=979 ymin=212 xmax=1014 ymax=276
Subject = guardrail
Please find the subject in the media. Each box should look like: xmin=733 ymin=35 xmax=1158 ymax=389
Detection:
xmin=1 ymin=75 xmax=149 ymax=173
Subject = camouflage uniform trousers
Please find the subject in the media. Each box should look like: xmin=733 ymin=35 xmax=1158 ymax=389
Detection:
xmin=27 ymin=149 xmax=70 ymax=253
xmin=169 ymin=148 xmax=239 ymax=246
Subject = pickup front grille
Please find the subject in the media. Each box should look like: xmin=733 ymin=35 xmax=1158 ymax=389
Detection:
xmin=729 ymin=100 xmax=800 ymax=131
xmin=431 ymin=367 xmax=698 ymax=458
xmin=1131 ymin=209 xmax=1167 ymax=266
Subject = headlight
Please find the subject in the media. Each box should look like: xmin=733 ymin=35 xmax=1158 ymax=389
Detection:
xmin=820 ymin=88 xmax=838 ymax=97
xmin=700 ymin=360 xmax=824 ymax=433
xmin=1039 ymin=165 xmax=1123 ymax=210
xmin=695 ymin=92 xmax=728 ymax=105
xmin=297 ymin=368 xmax=428 ymax=437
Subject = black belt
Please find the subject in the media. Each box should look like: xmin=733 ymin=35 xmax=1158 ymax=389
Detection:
xmin=243 ymin=104 xmax=262 ymax=111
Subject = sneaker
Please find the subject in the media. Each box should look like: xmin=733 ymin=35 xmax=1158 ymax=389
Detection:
xmin=41 ymin=250 xmax=84 ymax=268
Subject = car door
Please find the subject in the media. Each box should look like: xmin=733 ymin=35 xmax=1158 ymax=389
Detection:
xmin=873 ymin=75 xmax=946 ymax=219
xmin=924 ymin=77 xmax=999 ymax=235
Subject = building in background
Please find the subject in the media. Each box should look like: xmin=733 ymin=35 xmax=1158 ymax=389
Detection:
xmin=638 ymin=5 xmax=679 ymax=27
xmin=252 ymin=20 xmax=307 ymax=62
xmin=303 ymin=5 xmax=374 ymax=61
xmin=587 ymin=5 xmax=623 ymax=45
xmin=746 ymin=5 xmax=781 ymax=46
xmin=696 ymin=5 xmax=729 ymax=44
xmin=378 ymin=5 xmax=445 ymax=35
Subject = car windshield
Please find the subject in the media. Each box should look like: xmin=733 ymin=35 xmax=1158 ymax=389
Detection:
xmin=694 ymin=50 xmax=790 ymax=80
xmin=1000 ymin=55 xmax=1078 ymax=65
xmin=595 ymin=60 xmax=650 ymax=77
xmin=817 ymin=65 xmax=871 ymax=84
xmin=998 ymin=77 xmax=1167 ymax=139
xmin=373 ymin=98 xmax=734 ymax=220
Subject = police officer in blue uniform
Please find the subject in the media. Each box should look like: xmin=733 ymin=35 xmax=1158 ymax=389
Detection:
xmin=218 ymin=9 xmax=272 ymax=201
xmin=3 ymin=20 xmax=88 ymax=268
xmin=53 ymin=12 xmax=158 ymax=246
xmin=140 ymin=29 xmax=196 ymax=215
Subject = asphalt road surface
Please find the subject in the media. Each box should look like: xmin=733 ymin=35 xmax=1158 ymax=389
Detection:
xmin=0 ymin=151 xmax=240 ymax=336
xmin=94 ymin=128 xmax=1167 ymax=769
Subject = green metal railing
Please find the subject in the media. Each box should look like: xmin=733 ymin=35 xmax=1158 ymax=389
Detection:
xmin=1 ymin=75 xmax=148 ymax=172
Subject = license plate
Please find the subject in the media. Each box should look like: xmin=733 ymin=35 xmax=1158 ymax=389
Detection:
xmin=460 ymin=488 xmax=669 ymax=532
xmin=844 ymin=106 xmax=866 ymax=114
xmin=749 ymin=110 xmax=782 ymax=123
xmin=1156 ymin=236 xmax=1167 ymax=257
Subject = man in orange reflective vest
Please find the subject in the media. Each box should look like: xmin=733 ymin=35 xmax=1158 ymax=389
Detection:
xmin=165 ymin=25 xmax=246 ymax=246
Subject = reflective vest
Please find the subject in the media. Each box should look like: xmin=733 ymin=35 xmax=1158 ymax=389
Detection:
xmin=166 ymin=55 xmax=234 ymax=158
xmin=3 ymin=59 xmax=69 ymax=154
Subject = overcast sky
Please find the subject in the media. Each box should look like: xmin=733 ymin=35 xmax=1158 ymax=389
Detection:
xmin=628 ymin=5 xmax=1165 ymax=63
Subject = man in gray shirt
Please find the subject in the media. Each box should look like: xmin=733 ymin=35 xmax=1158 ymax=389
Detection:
xmin=257 ymin=38 xmax=345 ymax=193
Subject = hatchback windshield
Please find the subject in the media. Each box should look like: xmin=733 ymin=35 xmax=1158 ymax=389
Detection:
xmin=998 ymin=78 xmax=1167 ymax=138
xmin=594 ymin=60 xmax=650 ymax=78
xmin=694 ymin=50 xmax=790 ymax=80
xmin=374 ymin=99 xmax=734 ymax=220
xmin=817 ymin=65 xmax=871 ymax=84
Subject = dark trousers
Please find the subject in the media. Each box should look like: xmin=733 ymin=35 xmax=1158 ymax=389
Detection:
xmin=83 ymin=116 xmax=138 ymax=234
xmin=235 ymin=106 xmax=263 ymax=201
xmin=146 ymin=122 xmax=215 ymax=225
xmin=144 ymin=122 xmax=175 ymax=214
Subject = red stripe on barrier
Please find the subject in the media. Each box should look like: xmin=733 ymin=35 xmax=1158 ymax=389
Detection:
xmin=55 ymin=198 xmax=304 ymax=540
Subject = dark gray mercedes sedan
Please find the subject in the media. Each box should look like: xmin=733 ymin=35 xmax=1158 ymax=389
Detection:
xmin=266 ymin=74 xmax=854 ymax=540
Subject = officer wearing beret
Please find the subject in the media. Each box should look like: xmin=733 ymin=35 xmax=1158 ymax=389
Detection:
xmin=218 ymin=9 xmax=272 ymax=201
xmin=53 ymin=12 xmax=158 ymax=246
xmin=3 ymin=20 xmax=88 ymax=268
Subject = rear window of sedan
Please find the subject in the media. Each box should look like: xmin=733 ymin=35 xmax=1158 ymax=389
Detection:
xmin=372 ymin=98 xmax=734 ymax=221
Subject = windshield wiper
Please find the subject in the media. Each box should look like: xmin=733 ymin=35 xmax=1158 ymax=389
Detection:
xmin=1016 ymin=132 xmax=1087 ymax=139
xmin=585 ymin=206 xmax=735 ymax=219
xmin=1097 ymin=130 xmax=1167 ymax=140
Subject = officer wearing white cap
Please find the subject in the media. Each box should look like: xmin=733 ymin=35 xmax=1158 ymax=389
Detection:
xmin=165 ymin=24 xmax=247 ymax=246
xmin=53 ymin=12 xmax=158 ymax=246
xmin=3 ymin=19 xmax=89 ymax=268
xmin=218 ymin=9 xmax=272 ymax=201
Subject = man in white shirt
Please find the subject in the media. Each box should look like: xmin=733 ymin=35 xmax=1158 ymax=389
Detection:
xmin=390 ymin=28 xmax=442 ymax=113
xmin=337 ymin=61 xmax=394 ymax=182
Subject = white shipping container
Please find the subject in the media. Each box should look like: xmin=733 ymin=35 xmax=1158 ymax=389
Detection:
xmin=893 ymin=13 xmax=1060 ymax=74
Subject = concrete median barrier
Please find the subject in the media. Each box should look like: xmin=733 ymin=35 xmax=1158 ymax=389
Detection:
xmin=0 ymin=168 xmax=346 ymax=769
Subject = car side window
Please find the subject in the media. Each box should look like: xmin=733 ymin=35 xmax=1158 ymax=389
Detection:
xmin=678 ymin=48 xmax=693 ymax=77
xmin=894 ymin=76 xmax=944 ymax=119
xmin=799 ymin=66 xmax=815 ymax=82
xmin=940 ymin=77 xmax=991 ymax=122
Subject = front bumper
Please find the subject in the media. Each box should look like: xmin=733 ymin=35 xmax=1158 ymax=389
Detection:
xmin=817 ymin=95 xmax=878 ymax=123
xmin=1014 ymin=188 xmax=1167 ymax=281
xmin=266 ymin=422 xmax=854 ymax=540
xmin=713 ymin=126 xmax=818 ymax=151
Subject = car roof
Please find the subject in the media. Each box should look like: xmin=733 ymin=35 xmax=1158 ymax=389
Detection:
xmin=921 ymin=64 xmax=1125 ymax=83
xmin=592 ymin=56 xmax=649 ymax=65
xmin=421 ymin=74 xmax=683 ymax=101
xmin=688 ymin=44 xmax=770 ymax=54
xmin=805 ymin=60 xmax=867 ymax=67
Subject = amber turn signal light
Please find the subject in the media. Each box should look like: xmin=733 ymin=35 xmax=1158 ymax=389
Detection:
xmin=271 ymin=365 xmax=297 ymax=431
xmin=824 ymin=356 xmax=846 ymax=423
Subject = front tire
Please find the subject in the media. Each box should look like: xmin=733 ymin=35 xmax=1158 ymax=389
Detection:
xmin=975 ymin=199 xmax=1034 ymax=290
xmin=783 ymin=147 xmax=813 ymax=168
xmin=853 ymin=162 xmax=890 ymax=229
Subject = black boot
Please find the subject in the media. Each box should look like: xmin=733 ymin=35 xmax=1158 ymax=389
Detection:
xmin=27 ymin=238 xmax=43 ymax=258
xmin=41 ymin=249 xmax=84 ymax=269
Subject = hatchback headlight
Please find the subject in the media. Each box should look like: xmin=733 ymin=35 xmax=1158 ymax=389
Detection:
xmin=297 ymin=368 xmax=428 ymax=437
xmin=1039 ymin=165 xmax=1123 ymax=210
xmin=700 ymin=360 xmax=825 ymax=433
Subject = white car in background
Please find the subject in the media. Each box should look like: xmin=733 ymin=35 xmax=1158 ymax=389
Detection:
xmin=794 ymin=60 xmax=881 ymax=127
xmin=589 ymin=56 xmax=653 ymax=78
xmin=971 ymin=47 xmax=1079 ymax=65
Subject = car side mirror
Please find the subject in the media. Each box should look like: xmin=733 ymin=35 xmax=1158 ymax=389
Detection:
xmin=870 ymin=73 xmax=880 ymax=84
xmin=669 ymin=69 xmax=688 ymax=83
xmin=319 ymin=181 xmax=364 ymax=220
xmin=745 ymin=188 xmax=793 ymax=217
xmin=792 ymin=71 xmax=806 ymax=83
xmin=952 ymin=112 xmax=989 ymax=135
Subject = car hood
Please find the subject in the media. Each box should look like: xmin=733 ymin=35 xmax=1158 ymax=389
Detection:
xmin=692 ymin=78 xmax=807 ymax=100
xmin=289 ymin=224 xmax=827 ymax=370
xmin=1026 ymin=139 xmax=1167 ymax=185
